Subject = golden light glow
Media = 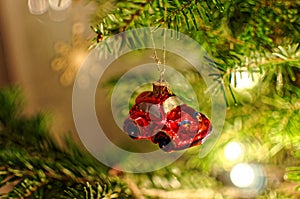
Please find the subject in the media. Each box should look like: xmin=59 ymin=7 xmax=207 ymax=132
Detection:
xmin=51 ymin=34 xmax=90 ymax=86
xmin=230 ymin=67 xmax=261 ymax=90
xmin=230 ymin=163 xmax=255 ymax=188
xmin=224 ymin=141 xmax=244 ymax=161
xmin=230 ymin=163 xmax=266 ymax=194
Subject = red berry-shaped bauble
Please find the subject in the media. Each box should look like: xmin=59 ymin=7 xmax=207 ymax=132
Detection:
xmin=123 ymin=81 xmax=212 ymax=152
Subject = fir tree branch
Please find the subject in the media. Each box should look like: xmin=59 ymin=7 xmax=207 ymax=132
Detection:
xmin=0 ymin=88 xmax=131 ymax=198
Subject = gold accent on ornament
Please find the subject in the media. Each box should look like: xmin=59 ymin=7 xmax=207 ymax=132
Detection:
xmin=163 ymin=96 xmax=183 ymax=114
xmin=153 ymin=81 xmax=172 ymax=97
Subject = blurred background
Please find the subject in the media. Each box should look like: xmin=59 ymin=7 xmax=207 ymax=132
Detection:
xmin=1 ymin=1 xmax=300 ymax=198
xmin=0 ymin=0 xmax=95 ymax=136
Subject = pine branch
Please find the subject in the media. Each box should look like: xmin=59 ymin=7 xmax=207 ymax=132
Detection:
xmin=88 ymin=0 xmax=300 ymax=106
xmin=88 ymin=0 xmax=300 ymax=64
xmin=89 ymin=0 xmax=224 ymax=39
xmin=75 ymin=1 xmax=300 ymax=195
xmin=211 ymin=43 xmax=300 ymax=105
xmin=63 ymin=181 xmax=131 ymax=199
xmin=0 ymin=88 xmax=131 ymax=198
xmin=87 ymin=0 xmax=117 ymax=25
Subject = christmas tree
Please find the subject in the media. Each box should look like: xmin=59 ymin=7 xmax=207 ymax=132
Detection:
xmin=1 ymin=0 xmax=300 ymax=198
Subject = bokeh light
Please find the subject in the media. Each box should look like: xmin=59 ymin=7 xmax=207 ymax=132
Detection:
xmin=51 ymin=23 xmax=90 ymax=86
xmin=28 ymin=0 xmax=49 ymax=15
xmin=230 ymin=163 xmax=266 ymax=193
xmin=224 ymin=141 xmax=244 ymax=161
xmin=230 ymin=163 xmax=255 ymax=188
xmin=230 ymin=68 xmax=261 ymax=90
xmin=48 ymin=0 xmax=72 ymax=22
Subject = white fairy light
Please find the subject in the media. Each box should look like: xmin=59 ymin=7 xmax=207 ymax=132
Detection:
xmin=230 ymin=67 xmax=261 ymax=90
xmin=230 ymin=163 xmax=255 ymax=188
xmin=28 ymin=0 xmax=49 ymax=15
xmin=48 ymin=0 xmax=72 ymax=22
xmin=230 ymin=163 xmax=266 ymax=192
xmin=224 ymin=141 xmax=244 ymax=161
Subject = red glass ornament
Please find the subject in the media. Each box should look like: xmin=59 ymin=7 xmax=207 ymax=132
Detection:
xmin=123 ymin=82 xmax=212 ymax=152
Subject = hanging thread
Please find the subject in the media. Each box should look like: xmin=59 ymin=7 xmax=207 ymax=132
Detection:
xmin=161 ymin=5 xmax=167 ymax=83
xmin=150 ymin=3 xmax=167 ymax=83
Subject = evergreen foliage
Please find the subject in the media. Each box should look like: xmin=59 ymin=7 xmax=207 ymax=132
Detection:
xmin=0 ymin=88 xmax=131 ymax=198
xmin=89 ymin=0 xmax=300 ymax=104
xmin=87 ymin=0 xmax=300 ymax=196
xmin=1 ymin=0 xmax=300 ymax=198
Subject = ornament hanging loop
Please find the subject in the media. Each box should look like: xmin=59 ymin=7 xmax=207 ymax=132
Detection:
xmin=150 ymin=29 xmax=165 ymax=83
xmin=160 ymin=5 xmax=167 ymax=83
xmin=151 ymin=4 xmax=167 ymax=83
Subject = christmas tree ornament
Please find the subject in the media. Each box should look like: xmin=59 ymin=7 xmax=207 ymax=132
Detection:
xmin=123 ymin=81 xmax=212 ymax=152
xmin=123 ymin=11 xmax=212 ymax=152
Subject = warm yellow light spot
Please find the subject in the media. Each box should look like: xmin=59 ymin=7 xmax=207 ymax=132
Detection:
xmin=52 ymin=33 xmax=90 ymax=86
xmin=230 ymin=163 xmax=255 ymax=188
xmin=224 ymin=141 xmax=244 ymax=161
xmin=230 ymin=68 xmax=261 ymax=90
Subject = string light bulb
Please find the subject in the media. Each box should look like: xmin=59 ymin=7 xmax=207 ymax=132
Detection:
xmin=28 ymin=0 xmax=49 ymax=15
xmin=224 ymin=141 xmax=244 ymax=161
xmin=230 ymin=67 xmax=261 ymax=90
xmin=230 ymin=163 xmax=266 ymax=193
xmin=230 ymin=163 xmax=255 ymax=188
